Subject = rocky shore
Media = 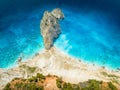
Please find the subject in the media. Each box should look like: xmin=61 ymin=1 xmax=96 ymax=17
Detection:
xmin=0 ymin=47 xmax=120 ymax=89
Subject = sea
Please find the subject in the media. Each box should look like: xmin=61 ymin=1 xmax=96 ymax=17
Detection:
xmin=0 ymin=0 xmax=120 ymax=69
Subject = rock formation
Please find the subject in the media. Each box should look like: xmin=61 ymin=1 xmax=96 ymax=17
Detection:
xmin=40 ymin=8 xmax=64 ymax=50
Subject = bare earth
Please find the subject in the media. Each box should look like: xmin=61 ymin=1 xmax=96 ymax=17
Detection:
xmin=0 ymin=47 xmax=120 ymax=90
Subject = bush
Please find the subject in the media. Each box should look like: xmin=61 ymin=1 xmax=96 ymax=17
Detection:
xmin=22 ymin=83 xmax=37 ymax=90
xmin=62 ymin=83 xmax=73 ymax=90
xmin=72 ymin=84 xmax=80 ymax=90
xmin=88 ymin=80 xmax=100 ymax=90
xmin=15 ymin=83 xmax=24 ymax=89
xmin=108 ymin=82 xmax=117 ymax=90
xmin=28 ymin=76 xmax=38 ymax=82
xmin=14 ymin=83 xmax=43 ymax=90
xmin=12 ymin=78 xmax=20 ymax=81
xmin=37 ymin=86 xmax=44 ymax=90
xmin=37 ymin=73 xmax=45 ymax=80
xmin=3 ymin=83 xmax=11 ymax=90
xmin=21 ymin=78 xmax=27 ymax=82
xmin=81 ymin=80 xmax=100 ymax=90
xmin=56 ymin=78 xmax=62 ymax=88
xmin=27 ymin=66 xmax=36 ymax=73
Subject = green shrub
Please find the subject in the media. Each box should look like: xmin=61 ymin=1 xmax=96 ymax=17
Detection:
xmin=27 ymin=66 xmax=36 ymax=73
xmin=101 ymin=72 xmax=119 ymax=78
xmin=37 ymin=73 xmax=45 ymax=80
xmin=101 ymin=72 xmax=108 ymax=76
xmin=37 ymin=86 xmax=44 ymax=90
xmin=3 ymin=83 xmax=11 ymax=90
xmin=81 ymin=80 xmax=100 ymax=90
xmin=108 ymin=74 xmax=119 ymax=78
xmin=56 ymin=78 xmax=62 ymax=88
xmin=12 ymin=78 xmax=20 ymax=81
xmin=72 ymin=84 xmax=80 ymax=90
xmin=21 ymin=78 xmax=27 ymax=82
xmin=28 ymin=76 xmax=38 ymax=82
xmin=15 ymin=83 xmax=24 ymax=89
xmin=28 ymin=78 xmax=34 ymax=82
xmin=19 ymin=64 xmax=26 ymax=68
xmin=22 ymin=83 xmax=37 ymax=90
xmin=62 ymin=83 xmax=73 ymax=90
xmin=87 ymin=80 xmax=100 ymax=90
xmin=108 ymin=82 xmax=117 ymax=90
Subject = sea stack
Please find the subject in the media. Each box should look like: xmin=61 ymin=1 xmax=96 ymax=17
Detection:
xmin=40 ymin=8 xmax=64 ymax=50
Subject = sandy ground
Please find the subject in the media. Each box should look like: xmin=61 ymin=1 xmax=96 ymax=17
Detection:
xmin=0 ymin=47 xmax=120 ymax=90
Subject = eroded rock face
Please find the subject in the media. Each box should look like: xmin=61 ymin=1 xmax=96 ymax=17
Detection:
xmin=40 ymin=8 xmax=64 ymax=50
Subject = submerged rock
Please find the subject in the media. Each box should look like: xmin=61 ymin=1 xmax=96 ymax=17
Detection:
xmin=40 ymin=8 xmax=64 ymax=50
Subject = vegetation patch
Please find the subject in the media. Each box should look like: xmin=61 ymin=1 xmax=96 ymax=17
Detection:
xmin=19 ymin=64 xmax=37 ymax=73
xmin=3 ymin=73 xmax=118 ymax=90
xmin=56 ymin=78 xmax=62 ymax=88
xmin=101 ymin=72 xmax=119 ymax=78
xmin=3 ymin=83 xmax=11 ymax=90
xmin=36 ymin=73 xmax=45 ymax=80
xmin=108 ymin=82 xmax=117 ymax=90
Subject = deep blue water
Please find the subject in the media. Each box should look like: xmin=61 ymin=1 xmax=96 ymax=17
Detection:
xmin=0 ymin=0 xmax=120 ymax=69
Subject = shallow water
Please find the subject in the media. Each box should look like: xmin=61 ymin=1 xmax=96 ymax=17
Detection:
xmin=0 ymin=0 xmax=120 ymax=69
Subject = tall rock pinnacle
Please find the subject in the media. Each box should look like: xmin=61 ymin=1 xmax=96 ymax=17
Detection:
xmin=40 ymin=8 xmax=64 ymax=50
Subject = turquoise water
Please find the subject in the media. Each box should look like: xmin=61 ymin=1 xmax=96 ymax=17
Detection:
xmin=0 ymin=2 xmax=120 ymax=69
xmin=0 ymin=9 xmax=44 ymax=68
xmin=55 ymin=9 xmax=120 ymax=69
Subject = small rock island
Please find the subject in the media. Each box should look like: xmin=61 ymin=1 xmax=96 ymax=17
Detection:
xmin=40 ymin=8 xmax=64 ymax=50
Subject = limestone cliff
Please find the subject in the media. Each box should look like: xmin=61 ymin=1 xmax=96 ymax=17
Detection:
xmin=40 ymin=8 xmax=64 ymax=50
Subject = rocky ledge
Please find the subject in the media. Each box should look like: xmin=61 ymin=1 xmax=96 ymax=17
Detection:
xmin=40 ymin=8 xmax=64 ymax=50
